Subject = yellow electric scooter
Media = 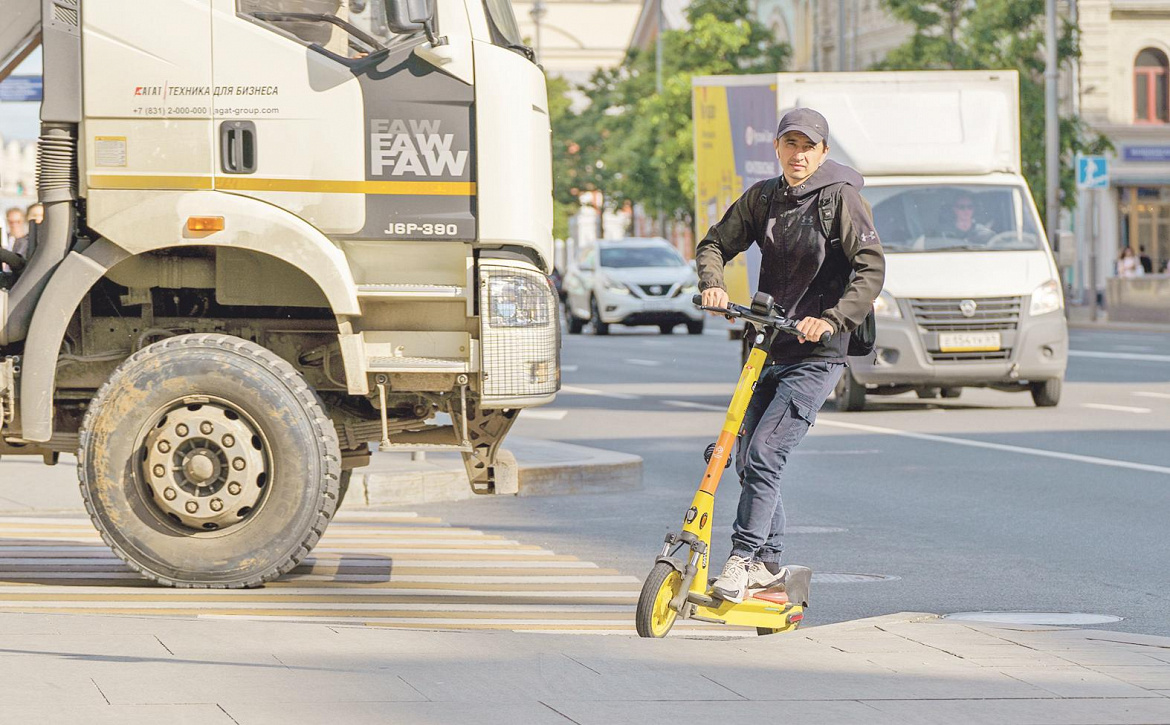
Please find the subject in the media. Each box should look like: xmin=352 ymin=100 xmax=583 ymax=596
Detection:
xmin=635 ymin=292 xmax=824 ymax=638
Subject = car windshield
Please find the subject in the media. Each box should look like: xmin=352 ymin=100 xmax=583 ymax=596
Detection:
xmin=861 ymin=184 xmax=1045 ymax=254
xmin=600 ymin=246 xmax=685 ymax=269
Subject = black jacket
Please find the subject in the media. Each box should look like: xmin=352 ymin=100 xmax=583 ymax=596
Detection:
xmin=695 ymin=160 xmax=885 ymax=363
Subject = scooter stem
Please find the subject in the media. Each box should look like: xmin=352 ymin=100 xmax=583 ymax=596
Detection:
xmin=698 ymin=345 xmax=771 ymax=495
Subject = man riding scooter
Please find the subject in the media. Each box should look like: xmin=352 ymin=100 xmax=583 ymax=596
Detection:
xmin=696 ymin=108 xmax=885 ymax=603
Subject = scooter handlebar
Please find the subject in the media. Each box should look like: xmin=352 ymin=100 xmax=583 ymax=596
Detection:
xmin=692 ymin=294 xmax=831 ymax=344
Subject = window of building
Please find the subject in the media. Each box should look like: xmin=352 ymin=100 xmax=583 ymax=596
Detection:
xmin=1134 ymin=48 xmax=1169 ymax=124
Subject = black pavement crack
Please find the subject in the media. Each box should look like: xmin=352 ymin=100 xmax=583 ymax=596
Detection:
xmin=90 ymin=678 xmax=110 ymax=705
xmin=154 ymin=635 xmax=175 ymax=656
xmin=217 ymin=704 xmax=241 ymax=724
xmin=562 ymin=654 xmax=601 ymax=676
xmin=701 ymin=673 xmax=748 ymax=700
xmin=397 ymin=675 xmax=432 ymax=701
xmin=540 ymin=701 xmax=583 ymax=724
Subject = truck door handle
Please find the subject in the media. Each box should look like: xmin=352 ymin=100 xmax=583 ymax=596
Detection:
xmin=220 ymin=120 xmax=257 ymax=174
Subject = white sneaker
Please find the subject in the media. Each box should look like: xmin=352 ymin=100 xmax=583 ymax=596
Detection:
xmin=712 ymin=555 xmax=750 ymax=603
xmin=746 ymin=561 xmax=787 ymax=590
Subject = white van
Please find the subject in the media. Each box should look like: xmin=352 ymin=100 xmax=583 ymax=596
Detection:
xmin=692 ymin=70 xmax=1068 ymax=409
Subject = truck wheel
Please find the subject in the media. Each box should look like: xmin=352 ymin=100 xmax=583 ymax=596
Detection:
xmin=686 ymin=320 xmax=704 ymax=335
xmin=1030 ymin=378 xmax=1061 ymax=407
xmin=590 ymin=297 xmax=610 ymax=335
xmin=565 ymin=303 xmax=584 ymax=334
xmin=337 ymin=471 xmax=353 ymax=510
xmin=78 ymin=333 xmax=341 ymax=588
xmin=835 ymin=370 xmax=867 ymax=412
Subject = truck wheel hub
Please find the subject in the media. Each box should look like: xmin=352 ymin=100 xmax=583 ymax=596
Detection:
xmin=142 ymin=403 xmax=268 ymax=531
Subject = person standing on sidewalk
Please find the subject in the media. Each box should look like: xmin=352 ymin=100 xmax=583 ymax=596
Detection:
xmin=695 ymin=108 xmax=885 ymax=602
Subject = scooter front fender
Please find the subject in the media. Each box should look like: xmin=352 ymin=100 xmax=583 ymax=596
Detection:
xmin=654 ymin=555 xmax=687 ymax=575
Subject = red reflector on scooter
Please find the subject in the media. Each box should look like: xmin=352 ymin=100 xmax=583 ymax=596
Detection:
xmin=788 ymin=613 xmax=804 ymax=623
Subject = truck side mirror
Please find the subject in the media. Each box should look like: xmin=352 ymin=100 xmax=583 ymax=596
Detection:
xmin=385 ymin=0 xmax=441 ymax=44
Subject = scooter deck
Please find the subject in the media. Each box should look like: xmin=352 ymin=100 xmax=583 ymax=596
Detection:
xmin=689 ymin=587 xmax=803 ymax=630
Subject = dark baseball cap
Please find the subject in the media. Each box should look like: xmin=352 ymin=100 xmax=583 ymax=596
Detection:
xmin=776 ymin=107 xmax=829 ymax=145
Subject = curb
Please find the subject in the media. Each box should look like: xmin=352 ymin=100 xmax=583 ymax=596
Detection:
xmin=354 ymin=436 xmax=641 ymax=506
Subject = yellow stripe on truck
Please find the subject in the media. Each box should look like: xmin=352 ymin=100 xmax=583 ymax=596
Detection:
xmin=89 ymin=176 xmax=477 ymax=196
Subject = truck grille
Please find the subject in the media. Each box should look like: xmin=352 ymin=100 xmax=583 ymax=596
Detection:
xmin=910 ymin=296 xmax=1022 ymax=364
xmin=909 ymin=297 xmax=1022 ymax=331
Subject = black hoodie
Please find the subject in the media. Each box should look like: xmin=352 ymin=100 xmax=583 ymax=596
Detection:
xmin=696 ymin=160 xmax=886 ymax=363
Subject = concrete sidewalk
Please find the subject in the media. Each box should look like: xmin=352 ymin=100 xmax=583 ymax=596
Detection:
xmin=0 ymin=436 xmax=641 ymax=513
xmin=0 ymin=611 xmax=1168 ymax=723
xmin=1066 ymin=304 xmax=1170 ymax=333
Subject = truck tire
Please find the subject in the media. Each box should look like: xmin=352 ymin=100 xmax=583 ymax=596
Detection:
xmin=1030 ymin=378 xmax=1061 ymax=407
xmin=834 ymin=369 xmax=867 ymax=412
xmin=337 ymin=471 xmax=353 ymax=510
xmin=78 ymin=333 xmax=341 ymax=588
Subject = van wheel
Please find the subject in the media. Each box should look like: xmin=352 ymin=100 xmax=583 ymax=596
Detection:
xmin=915 ymin=388 xmax=938 ymax=399
xmin=78 ymin=333 xmax=341 ymax=588
xmin=940 ymin=387 xmax=962 ymax=399
xmin=590 ymin=297 xmax=610 ymax=335
xmin=835 ymin=370 xmax=867 ymax=412
xmin=1030 ymin=378 xmax=1061 ymax=407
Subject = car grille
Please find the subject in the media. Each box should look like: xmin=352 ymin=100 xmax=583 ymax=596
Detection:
xmin=638 ymin=284 xmax=674 ymax=297
xmin=910 ymin=296 xmax=1022 ymax=364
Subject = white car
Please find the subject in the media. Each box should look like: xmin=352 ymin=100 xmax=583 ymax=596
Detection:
xmin=563 ymin=239 xmax=704 ymax=335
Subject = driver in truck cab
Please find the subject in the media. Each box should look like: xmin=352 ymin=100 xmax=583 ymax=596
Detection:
xmin=695 ymin=108 xmax=885 ymax=603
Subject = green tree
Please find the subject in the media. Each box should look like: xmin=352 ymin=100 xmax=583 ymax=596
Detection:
xmin=551 ymin=0 xmax=789 ymax=237
xmin=877 ymin=0 xmax=1110 ymax=220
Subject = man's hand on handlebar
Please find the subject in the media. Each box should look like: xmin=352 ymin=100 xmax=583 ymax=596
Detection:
xmin=796 ymin=317 xmax=834 ymax=344
xmin=701 ymin=287 xmax=730 ymax=316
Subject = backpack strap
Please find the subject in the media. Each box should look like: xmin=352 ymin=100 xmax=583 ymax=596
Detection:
xmin=818 ymin=182 xmax=845 ymax=254
xmin=752 ymin=177 xmax=781 ymax=245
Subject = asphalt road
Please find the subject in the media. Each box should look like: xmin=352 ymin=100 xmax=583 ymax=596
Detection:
xmin=410 ymin=319 xmax=1170 ymax=636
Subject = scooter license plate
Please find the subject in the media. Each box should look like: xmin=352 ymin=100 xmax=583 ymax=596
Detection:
xmin=938 ymin=331 xmax=1001 ymax=352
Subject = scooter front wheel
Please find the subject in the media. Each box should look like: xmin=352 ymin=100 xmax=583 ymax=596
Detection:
xmin=636 ymin=561 xmax=683 ymax=638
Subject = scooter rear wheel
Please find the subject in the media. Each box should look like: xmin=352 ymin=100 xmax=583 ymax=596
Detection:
xmin=636 ymin=561 xmax=683 ymax=638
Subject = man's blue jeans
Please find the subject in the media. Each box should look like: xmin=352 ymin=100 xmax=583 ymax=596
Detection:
xmin=731 ymin=360 xmax=845 ymax=565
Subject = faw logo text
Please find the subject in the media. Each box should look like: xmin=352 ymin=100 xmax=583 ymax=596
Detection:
xmin=370 ymin=119 xmax=468 ymax=178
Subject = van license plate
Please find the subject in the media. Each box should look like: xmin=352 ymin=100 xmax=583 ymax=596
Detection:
xmin=938 ymin=332 xmax=1001 ymax=352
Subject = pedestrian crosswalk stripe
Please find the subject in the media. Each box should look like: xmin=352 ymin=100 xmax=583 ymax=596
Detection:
xmin=0 ymin=513 xmax=746 ymax=636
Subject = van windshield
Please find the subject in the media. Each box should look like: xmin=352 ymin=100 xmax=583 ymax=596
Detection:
xmin=600 ymin=247 xmax=685 ymax=268
xmin=861 ymin=184 xmax=1044 ymax=254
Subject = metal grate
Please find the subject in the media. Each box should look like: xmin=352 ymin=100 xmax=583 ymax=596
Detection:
xmin=928 ymin=350 xmax=1012 ymax=363
xmin=480 ymin=267 xmax=560 ymax=400
xmin=909 ymin=296 xmax=1022 ymax=332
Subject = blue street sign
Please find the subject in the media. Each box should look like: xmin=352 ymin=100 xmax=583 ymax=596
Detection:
xmin=1076 ymin=154 xmax=1109 ymax=190
xmin=0 ymin=75 xmax=42 ymax=102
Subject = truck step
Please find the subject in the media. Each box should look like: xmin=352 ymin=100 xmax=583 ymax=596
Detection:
xmin=367 ymin=355 xmax=471 ymax=373
xmin=378 ymin=442 xmax=472 ymax=453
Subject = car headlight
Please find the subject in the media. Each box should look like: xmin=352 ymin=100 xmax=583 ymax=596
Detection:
xmin=873 ymin=290 xmax=902 ymax=318
xmin=1029 ymin=279 xmax=1063 ymax=316
xmin=600 ymin=275 xmax=631 ymax=294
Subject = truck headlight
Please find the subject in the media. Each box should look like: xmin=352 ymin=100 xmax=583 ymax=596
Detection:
xmin=600 ymin=275 xmax=631 ymax=294
xmin=481 ymin=265 xmax=560 ymax=401
xmin=1029 ymin=279 xmax=1063 ymax=316
xmin=873 ymin=290 xmax=902 ymax=318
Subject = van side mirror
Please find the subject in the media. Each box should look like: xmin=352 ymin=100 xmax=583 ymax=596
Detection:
xmin=384 ymin=0 xmax=444 ymax=45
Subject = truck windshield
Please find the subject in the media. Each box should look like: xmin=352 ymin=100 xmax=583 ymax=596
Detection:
xmin=601 ymin=247 xmax=685 ymax=268
xmin=239 ymin=0 xmax=401 ymax=58
xmin=862 ymin=184 xmax=1044 ymax=254
xmin=483 ymin=0 xmax=534 ymax=59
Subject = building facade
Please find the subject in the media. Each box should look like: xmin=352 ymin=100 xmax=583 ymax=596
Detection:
xmin=1075 ymin=0 xmax=1170 ymax=291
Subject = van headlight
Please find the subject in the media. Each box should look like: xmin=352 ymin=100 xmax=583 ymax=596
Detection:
xmin=873 ymin=290 xmax=902 ymax=318
xmin=1029 ymin=279 xmax=1063 ymax=316
xmin=481 ymin=265 xmax=560 ymax=401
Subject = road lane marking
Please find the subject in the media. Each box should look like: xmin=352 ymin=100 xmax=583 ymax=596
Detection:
xmin=624 ymin=358 xmax=662 ymax=367
xmin=520 ymin=409 xmax=569 ymax=421
xmin=1081 ymin=403 xmax=1151 ymax=414
xmin=1134 ymin=392 xmax=1170 ymax=400
xmin=665 ymin=400 xmax=727 ymax=412
xmin=561 ymin=364 xmax=579 ymax=372
xmin=1069 ymin=350 xmax=1170 ymax=363
xmin=560 ymin=385 xmax=640 ymax=400
xmin=817 ymin=418 xmax=1170 ymax=476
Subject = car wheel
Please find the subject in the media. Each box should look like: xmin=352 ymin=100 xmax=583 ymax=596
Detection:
xmin=940 ymin=387 xmax=962 ymax=399
xmin=686 ymin=320 xmax=704 ymax=335
xmin=834 ymin=369 xmax=867 ymax=412
xmin=916 ymin=388 xmax=938 ymax=399
xmin=658 ymin=324 xmax=675 ymax=335
xmin=590 ymin=296 xmax=610 ymax=335
xmin=565 ymin=302 xmax=584 ymax=334
xmin=1030 ymin=378 xmax=1061 ymax=407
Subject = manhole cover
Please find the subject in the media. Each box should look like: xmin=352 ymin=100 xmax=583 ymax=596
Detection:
xmin=787 ymin=526 xmax=848 ymax=534
xmin=813 ymin=572 xmax=899 ymax=583
xmin=945 ymin=612 xmax=1122 ymax=626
